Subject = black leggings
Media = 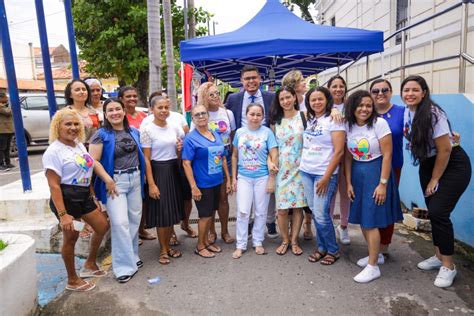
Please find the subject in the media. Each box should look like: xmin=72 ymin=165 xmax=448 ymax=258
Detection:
xmin=419 ymin=146 xmax=471 ymax=256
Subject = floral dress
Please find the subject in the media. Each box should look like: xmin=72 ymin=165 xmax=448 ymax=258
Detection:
xmin=275 ymin=113 xmax=307 ymax=209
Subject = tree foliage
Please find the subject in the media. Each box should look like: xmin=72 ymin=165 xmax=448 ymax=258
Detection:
xmin=72 ymin=0 xmax=209 ymax=98
xmin=283 ymin=0 xmax=314 ymax=23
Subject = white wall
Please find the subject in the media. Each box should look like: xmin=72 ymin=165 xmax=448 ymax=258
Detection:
xmin=315 ymin=0 xmax=474 ymax=94
xmin=0 ymin=41 xmax=36 ymax=80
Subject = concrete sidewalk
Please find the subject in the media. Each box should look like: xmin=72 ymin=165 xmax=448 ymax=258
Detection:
xmin=40 ymin=220 xmax=474 ymax=315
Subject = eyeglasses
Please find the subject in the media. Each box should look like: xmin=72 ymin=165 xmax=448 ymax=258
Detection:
xmin=242 ymin=76 xmax=259 ymax=81
xmin=193 ymin=111 xmax=208 ymax=118
xmin=371 ymin=88 xmax=390 ymax=95
xmin=209 ymin=91 xmax=220 ymax=98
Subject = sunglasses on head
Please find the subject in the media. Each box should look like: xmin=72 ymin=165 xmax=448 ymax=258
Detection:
xmin=371 ymin=88 xmax=391 ymax=95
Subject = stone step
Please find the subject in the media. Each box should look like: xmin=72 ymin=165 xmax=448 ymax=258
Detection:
xmin=0 ymin=217 xmax=109 ymax=257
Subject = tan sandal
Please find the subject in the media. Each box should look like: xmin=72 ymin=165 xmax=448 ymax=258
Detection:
xmin=276 ymin=242 xmax=289 ymax=255
xmin=308 ymin=250 xmax=326 ymax=263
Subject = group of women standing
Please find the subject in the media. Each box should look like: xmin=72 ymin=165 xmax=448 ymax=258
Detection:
xmin=44 ymin=73 xmax=470 ymax=291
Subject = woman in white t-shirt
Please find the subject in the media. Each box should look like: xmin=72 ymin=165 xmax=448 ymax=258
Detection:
xmin=141 ymin=95 xmax=185 ymax=265
xmin=327 ymin=75 xmax=351 ymax=245
xmin=344 ymin=90 xmax=402 ymax=283
xmin=42 ymin=108 xmax=112 ymax=292
xmin=300 ymin=87 xmax=345 ymax=265
xmin=402 ymin=75 xmax=471 ymax=288
xmin=196 ymin=82 xmax=236 ymax=244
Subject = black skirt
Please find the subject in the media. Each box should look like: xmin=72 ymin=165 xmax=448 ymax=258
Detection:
xmin=146 ymin=159 xmax=184 ymax=228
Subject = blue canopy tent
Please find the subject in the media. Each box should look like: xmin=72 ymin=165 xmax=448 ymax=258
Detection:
xmin=180 ymin=0 xmax=384 ymax=86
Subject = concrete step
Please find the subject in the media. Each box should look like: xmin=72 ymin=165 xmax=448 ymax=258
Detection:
xmin=0 ymin=172 xmax=52 ymax=220
xmin=0 ymin=217 xmax=109 ymax=257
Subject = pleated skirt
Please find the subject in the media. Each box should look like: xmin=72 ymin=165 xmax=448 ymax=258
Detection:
xmin=146 ymin=159 xmax=184 ymax=228
xmin=348 ymin=156 xmax=403 ymax=229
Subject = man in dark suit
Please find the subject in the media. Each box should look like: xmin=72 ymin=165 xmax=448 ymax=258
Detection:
xmin=226 ymin=65 xmax=275 ymax=129
xmin=225 ymin=65 xmax=278 ymax=239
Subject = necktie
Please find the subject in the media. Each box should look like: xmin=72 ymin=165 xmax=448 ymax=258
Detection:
xmin=249 ymin=95 xmax=256 ymax=103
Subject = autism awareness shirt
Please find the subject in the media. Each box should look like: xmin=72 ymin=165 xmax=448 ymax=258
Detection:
xmin=403 ymin=106 xmax=455 ymax=159
xmin=345 ymin=117 xmax=391 ymax=161
xmin=233 ymin=125 xmax=277 ymax=178
xmin=42 ymin=140 xmax=94 ymax=186
xmin=300 ymin=115 xmax=346 ymax=175
xmin=182 ymin=129 xmax=225 ymax=188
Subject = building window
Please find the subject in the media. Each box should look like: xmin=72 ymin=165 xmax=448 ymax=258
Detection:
xmin=396 ymin=0 xmax=408 ymax=45
xmin=331 ymin=16 xmax=336 ymax=26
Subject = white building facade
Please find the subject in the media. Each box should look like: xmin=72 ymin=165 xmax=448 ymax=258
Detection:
xmin=314 ymin=0 xmax=474 ymax=94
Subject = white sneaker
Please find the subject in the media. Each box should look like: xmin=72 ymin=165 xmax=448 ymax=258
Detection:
xmin=417 ymin=255 xmax=442 ymax=271
xmin=337 ymin=225 xmax=351 ymax=245
xmin=434 ymin=266 xmax=457 ymax=288
xmin=357 ymin=253 xmax=385 ymax=268
xmin=353 ymin=264 xmax=381 ymax=283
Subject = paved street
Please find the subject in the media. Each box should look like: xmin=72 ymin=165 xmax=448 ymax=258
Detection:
xmin=40 ymin=201 xmax=474 ymax=315
xmin=0 ymin=146 xmax=46 ymax=187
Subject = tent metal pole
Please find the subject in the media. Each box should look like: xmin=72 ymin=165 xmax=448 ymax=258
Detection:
xmin=365 ymin=55 xmax=370 ymax=89
xmin=400 ymin=30 xmax=406 ymax=80
xmin=458 ymin=1 xmax=468 ymax=93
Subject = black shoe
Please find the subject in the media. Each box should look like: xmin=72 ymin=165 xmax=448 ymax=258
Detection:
xmin=0 ymin=165 xmax=10 ymax=171
xmin=266 ymin=222 xmax=278 ymax=239
xmin=5 ymin=163 xmax=15 ymax=169
xmin=117 ymin=275 xmax=132 ymax=283
xmin=136 ymin=260 xmax=144 ymax=269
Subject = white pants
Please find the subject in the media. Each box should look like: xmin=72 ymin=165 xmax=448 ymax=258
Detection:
xmin=236 ymin=175 xmax=270 ymax=250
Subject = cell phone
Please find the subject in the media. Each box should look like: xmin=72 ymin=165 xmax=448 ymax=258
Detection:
xmin=73 ymin=220 xmax=85 ymax=232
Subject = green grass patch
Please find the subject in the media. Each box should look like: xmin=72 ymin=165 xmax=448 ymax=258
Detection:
xmin=0 ymin=239 xmax=7 ymax=251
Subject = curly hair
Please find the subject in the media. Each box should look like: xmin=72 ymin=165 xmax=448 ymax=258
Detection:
xmin=401 ymin=75 xmax=446 ymax=165
xmin=64 ymin=79 xmax=91 ymax=106
xmin=281 ymin=70 xmax=304 ymax=91
xmin=196 ymin=82 xmax=223 ymax=110
xmin=344 ymin=90 xmax=378 ymax=131
xmin=49 ymin=108 xmax=85 ymax=144
xmin=269 ymin=86 xmax=299 ymax=125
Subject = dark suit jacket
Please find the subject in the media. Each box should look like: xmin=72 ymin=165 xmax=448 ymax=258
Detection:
xmin=225 ymin=90 xmax=275 ymax=129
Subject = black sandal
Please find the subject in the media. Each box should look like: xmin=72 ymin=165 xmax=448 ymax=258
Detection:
xmin=320 ymin=253 xmax=340 ymax=265
xmin=308 ymin=250 xmax=326 ymax=263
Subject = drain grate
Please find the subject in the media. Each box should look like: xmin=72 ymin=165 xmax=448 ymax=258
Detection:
xmin=188 ymin=216 xmax=237 ymax=224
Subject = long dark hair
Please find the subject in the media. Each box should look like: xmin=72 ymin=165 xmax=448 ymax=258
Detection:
xmin=102 ymin=98 xmax=131 ymax=131
xmin=401 ymin=75 xmax=446 ymax=165
xmin=64 ymin=79 xmax=91 ymax=106
xmin=327 ymin=75 xmax=347 ymax=103
xmin=344 ymin=90 xmax=377 ymax=131
xmin=269 ymin=86 xmax=299 ymax=125
xmin=305 ymin=86 xmax=333 ymax=121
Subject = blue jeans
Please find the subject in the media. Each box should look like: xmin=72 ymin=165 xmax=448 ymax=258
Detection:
xmin=107 ymin=170 xmax=142 ymax=278
xmin=300 ymin=171 xmax=339 ymax=254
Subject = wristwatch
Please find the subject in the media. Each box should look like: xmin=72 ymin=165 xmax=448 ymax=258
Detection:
xmin=380 ymin=178 xmax=388 ymax=185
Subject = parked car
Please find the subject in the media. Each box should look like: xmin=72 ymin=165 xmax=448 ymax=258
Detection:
xmin=10 ymin=94 xmax=66 ymax=157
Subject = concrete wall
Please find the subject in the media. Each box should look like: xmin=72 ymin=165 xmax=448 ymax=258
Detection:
xmin=0 ymin=41 xmax=35 ymax=80
xmin=391 ymin=93 xmax=474 ymax=247
xmin=315 ymin=0 xmax=474 ymax=94
xmin=0 ymin=234 xmax=38 ymax=316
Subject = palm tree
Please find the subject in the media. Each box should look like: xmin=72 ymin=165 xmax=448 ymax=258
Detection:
xmin=147 ymin=0 xmax=162 ymax=97
xmin=187 ymin=0 xmax=196 ymax=38
xmin=162 ymin=0 xmax=177 ymax=110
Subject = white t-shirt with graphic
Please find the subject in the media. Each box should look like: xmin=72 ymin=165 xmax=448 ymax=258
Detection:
xmin=140 ymin=122 xmax=185 ymax=161
xmin=42 ymin=140 xmax=94 ymax=186
xmin=346 ymin=118 xmax=391 ymax=161
xmin=191 ymin=107 xmax=236 ymax=149
xmin=300 ymin=115 xmax=346 ymax=175
xmin=403 ymin=107 xmax=454 ymax=158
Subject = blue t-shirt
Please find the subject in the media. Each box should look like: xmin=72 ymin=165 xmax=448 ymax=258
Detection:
xmin=182 ymin=129 xmax=225 ymax=189
xmin=232 ymin=125 xmax=278 ymax=178
xmin=379 ymin=104 xmax=404 ymax=169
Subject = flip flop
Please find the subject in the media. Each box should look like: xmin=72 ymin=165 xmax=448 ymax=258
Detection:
xmin=169 ymin=234 xmax=180 ymax=246
xmin=232 ymin=249 xmax=245 ymax=259
xmin=291 ymin=244 xmax=303 ymax=256
xmin=276 ymin=242 xmax=289 ymax=255
xmin=65 ymin=281 xmax=96 ymax=292
xmin=159 ymin=253 xmax=170 ymax=265
xmin=139 ymin=232 xmax=157 ymax=240
xmin=195 ymin=248 xmax=215 ymax=258
xmin=79 ymin=268 xmax=107 ymax=278
xmin=255 ymin=246 xmax=267 ymax=255
xmin=167 ymin=248 xmax=182 ymax=258
xmin=208 ymin=233 xmax=217 ymax=245
xmin=206 ymin=244 xmax=222 ymax=253
xmin=180 ymin=224 xmax=197 ymax=238
xmin=222 ymin=233 xmax=235 ymax=244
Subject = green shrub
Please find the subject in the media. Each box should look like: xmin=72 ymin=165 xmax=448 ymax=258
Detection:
xmin=0 ymin=239 xmax=7 ymax=251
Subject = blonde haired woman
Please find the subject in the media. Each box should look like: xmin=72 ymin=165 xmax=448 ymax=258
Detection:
xmin=43 ymin=108 xmax=112 ymax=291
xmin=195 ymin=82 xmax=236 ymax=244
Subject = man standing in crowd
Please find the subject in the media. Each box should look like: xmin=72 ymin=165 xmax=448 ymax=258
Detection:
xmin=0 ymin=91 xmax=15 ymax=171
xmin=226 ymin=65 xmax=278 ymax=238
